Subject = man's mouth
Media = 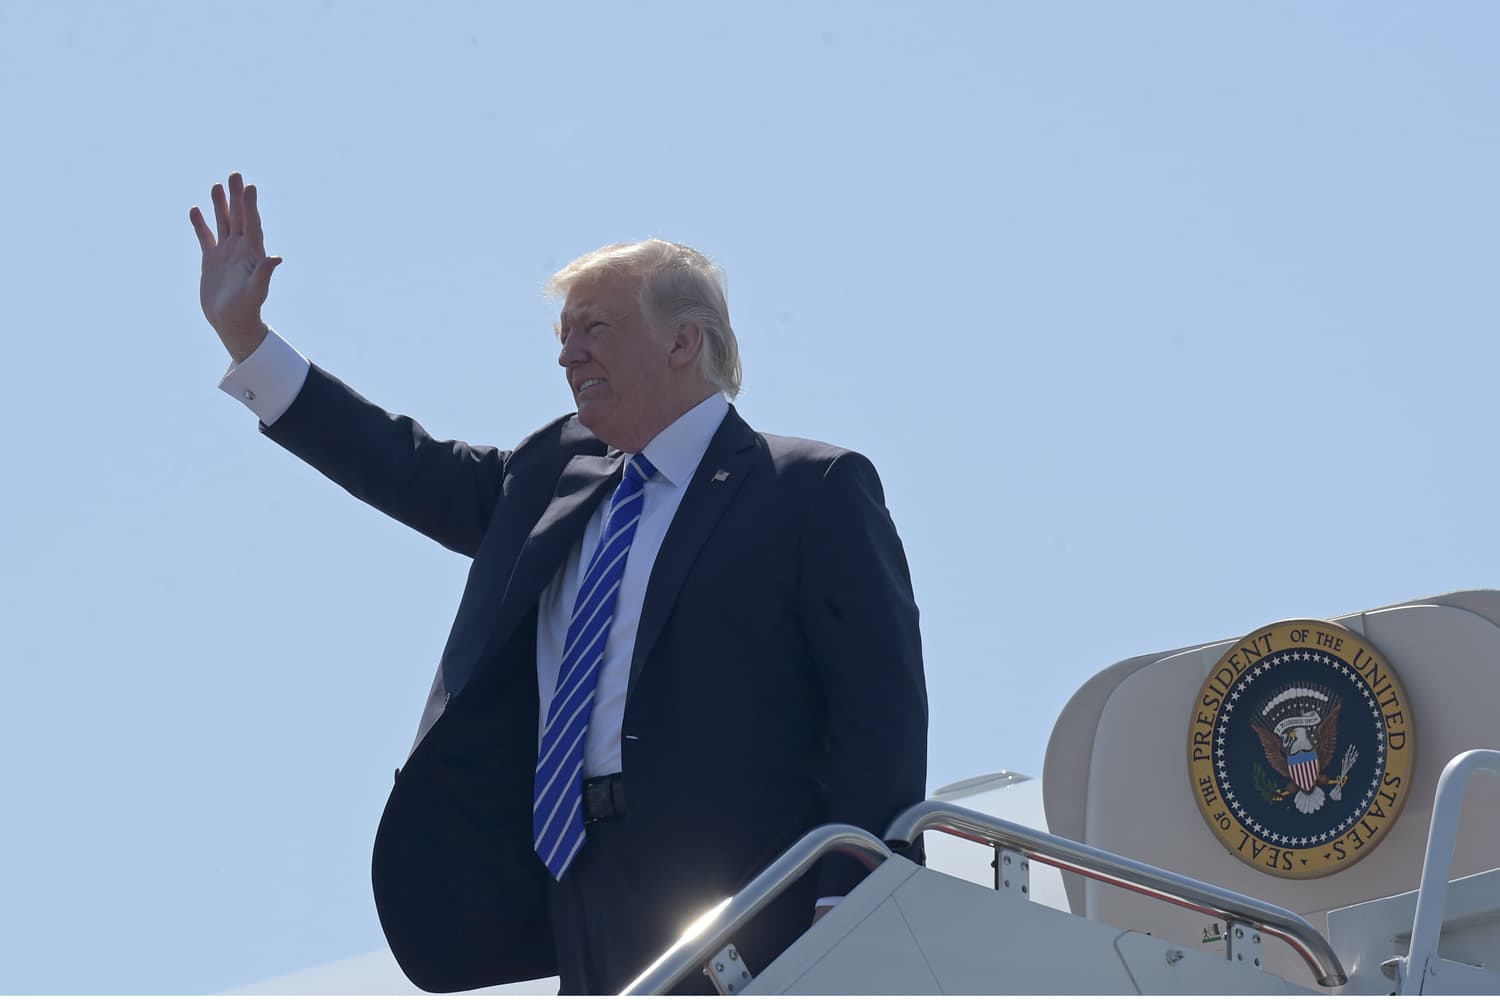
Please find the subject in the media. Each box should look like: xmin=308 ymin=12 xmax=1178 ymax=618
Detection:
xmin=576 ymin=377 xmax=605 ymax=394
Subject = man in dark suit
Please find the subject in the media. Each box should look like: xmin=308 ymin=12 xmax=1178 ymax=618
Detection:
xmin=191 ymin=173 xmax=927 ymax=994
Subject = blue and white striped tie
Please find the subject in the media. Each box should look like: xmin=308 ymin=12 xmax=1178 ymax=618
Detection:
xmin=533 ymin=453 xmax=657 ymax=879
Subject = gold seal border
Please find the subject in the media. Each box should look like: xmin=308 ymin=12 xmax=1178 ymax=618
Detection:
xmin=1187 ymin=619 xmax=1416 ymax=880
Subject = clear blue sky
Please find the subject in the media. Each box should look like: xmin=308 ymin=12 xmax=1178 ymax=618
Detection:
xmin=2 ymin=1 xmax=1497 ymax=992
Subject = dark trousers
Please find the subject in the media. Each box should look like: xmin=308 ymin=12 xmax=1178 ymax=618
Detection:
xmin=548 ymin=815 xmax=817 ymax=995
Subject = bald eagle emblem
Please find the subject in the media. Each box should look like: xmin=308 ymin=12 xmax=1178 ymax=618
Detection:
xmin=1251 ymin=684 xmax=1358 ymax=815
xmin=1188 ymin=619 xmax=1416 ymax=878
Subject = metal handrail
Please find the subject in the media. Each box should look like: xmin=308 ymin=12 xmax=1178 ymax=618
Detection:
xmin=621 ymin=824 xmax=892 ymax=995
xmin=885 ymin=799 xmax=1348 ymax=988
xmin=1398 ymin=748 xmax=1500 ymax=995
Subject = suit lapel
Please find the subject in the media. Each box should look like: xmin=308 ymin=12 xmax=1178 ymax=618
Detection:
xmin=628 ymin=409 xmax=759 ymax=700
xmin=500 ymin=452 xmax=620 ymax=619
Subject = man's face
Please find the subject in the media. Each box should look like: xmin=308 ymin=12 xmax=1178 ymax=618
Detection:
xmin=557 ymin=273 xmax=675 ymax=452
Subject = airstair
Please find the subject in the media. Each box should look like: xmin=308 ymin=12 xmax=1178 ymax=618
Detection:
xmin=625 ymin=591 xmax=1500 ymax=995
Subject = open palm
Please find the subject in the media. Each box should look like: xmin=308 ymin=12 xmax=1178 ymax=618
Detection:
xmin=190 ymin=172 xmax=282 ymax=363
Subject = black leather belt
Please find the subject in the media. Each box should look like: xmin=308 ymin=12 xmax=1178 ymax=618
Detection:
xmin=582 ymin=773 xmax=626 ymax=823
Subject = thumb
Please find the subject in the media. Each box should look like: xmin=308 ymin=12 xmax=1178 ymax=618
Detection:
xmin=253 ymin=256 xmax=284 ymax=296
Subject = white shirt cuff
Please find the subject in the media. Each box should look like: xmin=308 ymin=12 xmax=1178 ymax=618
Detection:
xmin=218 ymin=327 xmax=311 ymax=426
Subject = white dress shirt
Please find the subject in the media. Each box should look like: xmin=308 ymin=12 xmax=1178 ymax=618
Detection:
xmin=535 ymin=391 xmax=727 ymax=776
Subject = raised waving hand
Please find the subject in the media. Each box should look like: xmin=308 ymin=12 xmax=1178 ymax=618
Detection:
xmin=190 ymin=172 xmax=283 ymax=363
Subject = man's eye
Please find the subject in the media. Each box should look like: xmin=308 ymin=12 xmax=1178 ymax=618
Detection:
xmin=589 ymin=321 xmax=608 ymax=332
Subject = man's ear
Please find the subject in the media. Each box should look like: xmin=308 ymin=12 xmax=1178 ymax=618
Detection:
xmin=667 ymin=321 xmax=703 ymax=370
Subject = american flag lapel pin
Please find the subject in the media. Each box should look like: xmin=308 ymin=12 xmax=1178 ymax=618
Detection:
xmin=712 ymin=469 xmax=730 ymax=483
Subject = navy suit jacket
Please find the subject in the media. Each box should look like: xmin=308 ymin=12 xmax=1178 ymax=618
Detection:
xmin=263 ymin=365 xmax=927 ymax=992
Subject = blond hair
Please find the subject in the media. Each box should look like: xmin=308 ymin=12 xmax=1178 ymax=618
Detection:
xmin=547 ymin=239 xmax=742 ymax=399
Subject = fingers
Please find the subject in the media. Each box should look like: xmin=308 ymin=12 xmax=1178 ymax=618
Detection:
xmin=201 ymin=172 xmax=265 ymax=253
xmin=252 ymin=255 xmax=284 ymax=298
xmin=189 ymin=206 xmax=216 ymax=253
xmin=228 ymin=172 xmax=246 ymax=237
xmin=244 ymin=184 xmax=264 ymax=250
xmin=211 ymin=182 xmax=230 ymax=240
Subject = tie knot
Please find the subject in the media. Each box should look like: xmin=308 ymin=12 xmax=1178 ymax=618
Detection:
xmin=624 ymin=453 xmax=657 ymax=486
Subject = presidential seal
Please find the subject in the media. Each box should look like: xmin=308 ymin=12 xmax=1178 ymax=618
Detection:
xmin=1187 ymin=620 xmax=1415 ymax=878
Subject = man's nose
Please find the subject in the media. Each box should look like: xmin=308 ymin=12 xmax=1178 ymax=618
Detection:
xmin=558 ymin=331 xmax=587 ymax=367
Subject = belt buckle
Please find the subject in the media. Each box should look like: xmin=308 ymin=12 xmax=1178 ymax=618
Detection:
xmin=584 ymin=774 xmax=623 ymax=824
xmin=584 ymin=779 xmax=605 ymax=825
